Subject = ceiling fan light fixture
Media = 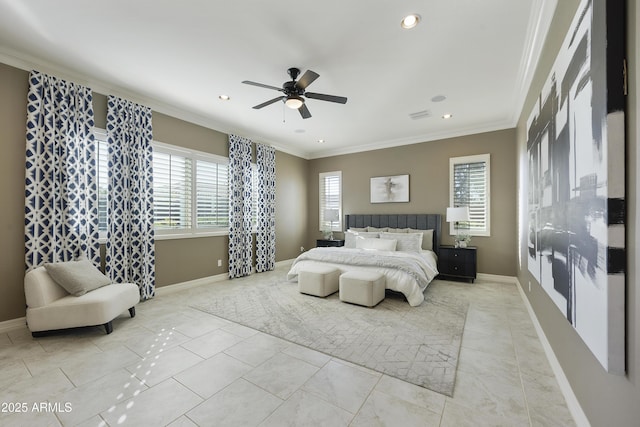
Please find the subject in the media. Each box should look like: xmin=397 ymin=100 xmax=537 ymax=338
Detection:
xmin=285 ymin=96 xmax=304 ymax=109
xmin=401 ymin=14 xmax=421 ymax=29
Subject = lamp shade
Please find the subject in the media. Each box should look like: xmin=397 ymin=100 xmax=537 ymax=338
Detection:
xmin=324 ymin=208 xmax=339 ymax=222
xmin=446 ymin=206 xmax=470 ymax=223
xmin=285 ymin=96 xmax=304 ymax=109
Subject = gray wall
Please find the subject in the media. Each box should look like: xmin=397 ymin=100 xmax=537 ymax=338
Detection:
xmin=0 ymin=63 xmax=29 ymax=322
xmin=0 ymin=63 xmax=309 ymax=321
xmin=308 ymin=128 xmax=518 ymax=277
xmin=516 ymin=0 xmax=640 ymax=425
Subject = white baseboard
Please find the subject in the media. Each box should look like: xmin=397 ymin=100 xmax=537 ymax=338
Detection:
xmin=476 ymin=273 xmax=518 ymax=284
xmin=155 ymin=272 xmax=229 ymax=296
xmin=515 ymin=279 xmax=590 ymax=427
xmin=0 ymin=317 xmax=26 ymax=333
xmin=275 ymin=258 xmax=295 ymax=268
xmin=155 ymin=260 xmax=295 ymax=297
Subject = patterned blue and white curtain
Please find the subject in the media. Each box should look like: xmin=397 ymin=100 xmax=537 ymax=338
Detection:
xmin=105 ymin=95 xmax=155 ymax=299
xmin=256 ymin=143 xmax=276 ymax=272
xmin=24 ymin=70 xmax=100 ymax=270
xmin=228 ymin=134 xmax=253 ymax=279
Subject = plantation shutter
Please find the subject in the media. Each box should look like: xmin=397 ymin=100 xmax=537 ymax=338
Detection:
xmin=153 ymin=151 xmax=192 ymax=229
xmin=196 ymin=160 xmax=229 ymax=228
xmin=251 ymin=164 xmax=258 ymax=230
xmin=451 ymin=154 xmax=490 ymax=236
xmin=319 ymin=171 xmax=342 ymax=232
xmin=96 ymin=133 xmax=109 ymax=235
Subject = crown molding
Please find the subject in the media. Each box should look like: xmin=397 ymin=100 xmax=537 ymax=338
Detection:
xmin=0 ymin=48 xmax=313 ymax=160
xmin=509 ymin=0 xmax=558 ymax=126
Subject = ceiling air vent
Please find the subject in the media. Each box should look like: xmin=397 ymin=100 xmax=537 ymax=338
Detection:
xmin=409 ymin=110 xmax=432 ymax=120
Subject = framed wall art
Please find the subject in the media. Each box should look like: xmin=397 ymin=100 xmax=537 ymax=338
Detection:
xmin=370 ymin=175 xmax=409 ymax=203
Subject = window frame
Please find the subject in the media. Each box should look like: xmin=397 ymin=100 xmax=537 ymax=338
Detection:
xmin=449 ymin=154 xmax=491 ymax=237
xmin=95 ymin=128 xmax=109 ymax=243
xmin=153 ymin=140 xmax=232 ymax=240
xmin=318 ymin=171 xmax=342 ymax=232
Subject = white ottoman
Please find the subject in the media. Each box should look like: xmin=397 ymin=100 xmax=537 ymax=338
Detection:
xmin=298 ymin=265 xmax=340 ymax=297
xmin=339 ymin=271 xmax=386 ymax=307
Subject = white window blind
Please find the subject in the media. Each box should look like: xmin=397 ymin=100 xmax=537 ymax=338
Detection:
xmin=195 ymin=159 xmax=229 ymax=228
xmin=251 ymin=164 xmax=258 ymax=231
xmin=319 ymin=171 xmax=342 ymax=232
xmin=153 ymin=151 xmax=192 ymax=230
xmin=151 ymin=141 xmax=254 ymax=238
xmin=95 ymin=129 xmax=109 ymax=238
xmin=450 ymin=154 xmax=490 ymax=236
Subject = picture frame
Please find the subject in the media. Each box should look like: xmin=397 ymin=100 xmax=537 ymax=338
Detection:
xmin=370 ymin=174 xmax=409 ymax=203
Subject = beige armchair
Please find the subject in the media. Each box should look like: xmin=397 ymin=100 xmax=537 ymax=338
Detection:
xmin=24 ymin=265 xmax=140 ymax=336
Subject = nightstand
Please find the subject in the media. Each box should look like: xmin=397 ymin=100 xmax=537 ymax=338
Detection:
xmin=438 ymin=245 xmax=477 ymax=283
xmin=316 ymin=239 xmax=345 ymax=247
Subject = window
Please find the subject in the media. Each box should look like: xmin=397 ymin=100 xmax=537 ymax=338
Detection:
xmin=153 ymin=141 xmax=231 ymax=237
xmin=95 ymin=129 xmax=109 ymax=240
xmin=449 ymin=154 xmax=490 ymax=236
xmin=319 ymin=171 xmax=342 ymax=232
xmin=95 ymin=135 xmax=257 ymax=240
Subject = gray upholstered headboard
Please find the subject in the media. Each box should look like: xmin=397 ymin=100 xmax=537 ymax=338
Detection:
xmin=344 ymin=214 xmax=442 ymax=255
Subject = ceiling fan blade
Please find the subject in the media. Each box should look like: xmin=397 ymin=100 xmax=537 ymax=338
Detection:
xmin=295 ymin=70 xmax=320 ymax=90
xmin=305 ymin=92 xmax=347 ymax=104
xmin=242 ymin=80 xmax=283 ymax=91
xmin=299 ymin=103 xmax=312 ymax=119
xmin=253 ymin=96 xmax=285 ymax=109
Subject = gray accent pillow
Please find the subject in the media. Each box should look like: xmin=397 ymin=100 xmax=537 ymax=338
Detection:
xmin=407 ymin=228 xmax=435 ymax=251
xmin=45 ymin=260 xmax=112 ymax=296
xmin=380 ymin=232 xmax=423 ymax=252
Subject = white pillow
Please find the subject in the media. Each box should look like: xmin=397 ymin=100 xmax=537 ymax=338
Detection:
xmin=348 ymin=227 xmax=367 ymax=232
xmin=406 ymin=228 xmax=435 ymax=251
xmin=367 ymin=226 xmax=388 ymax=232
xmin=344 ymin=231 xmax=380 ymax=248
xmin=380 ymin=232 xmax=423 ymax=252
xmin=356 ymin=238 xmax=397 ymax=251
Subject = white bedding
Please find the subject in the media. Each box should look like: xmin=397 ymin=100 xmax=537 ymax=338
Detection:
xmin=287 ymin=247 xmax=439 ymax=306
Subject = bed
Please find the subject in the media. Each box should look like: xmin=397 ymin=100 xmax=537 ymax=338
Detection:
xmin=288 ymin=214 xmax=441 ymax=306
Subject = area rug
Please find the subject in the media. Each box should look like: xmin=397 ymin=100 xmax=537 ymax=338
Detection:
xmin=191 ymin=276 xmax=468 ymax=396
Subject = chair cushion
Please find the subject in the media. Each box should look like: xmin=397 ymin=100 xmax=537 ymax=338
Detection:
xmin=26 ymin=283 xmax=140 ymax=332
xmin=44 ymin=260 xmax=112 ymax=296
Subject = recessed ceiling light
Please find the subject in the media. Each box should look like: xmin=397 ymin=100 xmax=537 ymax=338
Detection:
xmin=317 ymin=139 xmax=325 ymax=143
xmin=218 ymin=95 xmax=230 ymax=101
xmin=442 ymin=113 xmax=453 ymax=119
xmin=431 ymin=95 xmax=446 ymax=102
xmin=401 ymin=14 xmax=421 ymax=29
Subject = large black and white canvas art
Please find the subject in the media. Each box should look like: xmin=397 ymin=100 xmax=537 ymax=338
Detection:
xmin=526 ymin=0 xmax=625 ymax=373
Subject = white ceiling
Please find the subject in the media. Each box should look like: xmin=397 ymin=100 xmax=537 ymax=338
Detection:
xmin=0 ymin=0 xmax=557 ymax=159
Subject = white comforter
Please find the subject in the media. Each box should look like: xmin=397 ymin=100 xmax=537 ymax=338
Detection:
xmin=287 ymin=247 xmax=439 ymax=306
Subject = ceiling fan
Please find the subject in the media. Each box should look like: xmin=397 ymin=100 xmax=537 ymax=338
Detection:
xmin=242 ymin=67 xmax=347 ymax=119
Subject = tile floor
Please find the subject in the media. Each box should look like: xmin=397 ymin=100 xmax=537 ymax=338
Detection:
xmin=0 ymin=265 xmax=576 ymax=426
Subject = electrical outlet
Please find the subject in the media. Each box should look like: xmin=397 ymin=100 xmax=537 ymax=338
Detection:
xmin=217 ymin=259 xmax=222 ymax=267
xmin=300 ymin=246 xmax=305 ymax=253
